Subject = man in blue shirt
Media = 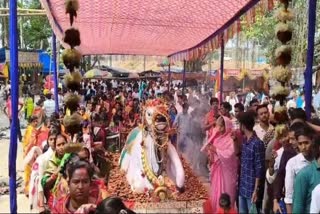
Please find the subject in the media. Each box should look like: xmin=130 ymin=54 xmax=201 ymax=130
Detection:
xmin=238 ymin=112 xmax=265 ymax=213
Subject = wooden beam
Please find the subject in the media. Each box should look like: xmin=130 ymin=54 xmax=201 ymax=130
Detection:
xmin=0 ymin=13 xmax=46 ymax=17
xmin=0 ymin=8 xmax=45 ymax=12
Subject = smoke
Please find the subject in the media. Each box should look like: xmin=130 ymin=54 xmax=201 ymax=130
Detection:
xmin=176 ymin=91 xmax=210 ymax=179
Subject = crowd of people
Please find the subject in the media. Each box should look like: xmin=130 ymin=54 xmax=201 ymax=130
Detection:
xmin=2 ymin=79 xmax=320 ymax=214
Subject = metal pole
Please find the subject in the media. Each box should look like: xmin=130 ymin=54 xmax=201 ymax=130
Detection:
xmin=9 ymin=0 xmax=18 ymax=212
xmin=182 ymin=60 xmax=186 ymax=94
xmin=220 ymin=34 xmax=225 ymax=103
xmin=52 ymin=33 xmax=59 ymax=113
xmin=168 ymin=63 xmax=171 ymax=91
xmin=305 ymin=0 xmax=317 ymax=120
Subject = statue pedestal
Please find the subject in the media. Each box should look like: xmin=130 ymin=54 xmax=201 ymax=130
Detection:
xmin=108 ymin=153 xmax=209 ymax=209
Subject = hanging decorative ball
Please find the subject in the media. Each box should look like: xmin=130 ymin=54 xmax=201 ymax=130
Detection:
xmin=275 ymin=8 xmax=294 ymax=22
xmin=64 ymin=71 xmax=82 ymax=92
xmin=62 ymin=49 xmax=82 ymax=72
xmin=271 ymin=65 xmax=292 ymax=83
xmin=270 ymin=84 xmax=290 ymax=100
xmin=275 ymin=45 xmax=292 ymax=66
xmin=63 ymin=113 xmax=83 ymax=135
xmin=65 ymin=0 xmax=79 ymax=26
xmin=275 ymin=23 xmax=293 ymax=44
xmin=279 ymin=0 xmax=291 ymax=9
xmin=64 ymin=28 xmax=81 ymax=49
xmin=273 ymin=106 xmax=290 ymax=124
xmin=64 ymin=93 xmax=81 ymax=112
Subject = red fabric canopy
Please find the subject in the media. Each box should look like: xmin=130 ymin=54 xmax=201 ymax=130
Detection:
xmin=41 ymin=0 xmax=273 ymax=59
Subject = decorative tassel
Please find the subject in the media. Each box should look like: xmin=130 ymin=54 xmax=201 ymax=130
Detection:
xmin=64 ymin=71 xmax=82 ymax=92
xmin=275 ymin=45 xmax=292 ymax=66
xmin=62 ymin=49 xmax=82 ymax=72
xmin=275 ymin=23 xmax=293 ymax=44
xmin=63 ymin=113 xmax=82 ymax=135
xmin=64 ymin=93 xmax=80 ymax=113
xmin=65 ymin=0 xmax=79 ymax=26
xmin=64 ymin=28 xmax=81 ymax=49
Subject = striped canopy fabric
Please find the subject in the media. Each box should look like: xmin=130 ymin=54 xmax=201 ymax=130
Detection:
xmin=41 ymin=0 xmax=273 ymax=60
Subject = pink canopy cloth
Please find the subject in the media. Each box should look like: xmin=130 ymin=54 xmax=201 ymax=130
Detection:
xmin=40 ymin=0 xmax=274 ymax=60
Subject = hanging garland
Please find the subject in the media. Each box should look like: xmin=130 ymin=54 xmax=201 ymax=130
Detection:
xmin=62 ymin=0 xmax=83 ymax=138
xmin=270 ymin=0 xmax=294 ymax=106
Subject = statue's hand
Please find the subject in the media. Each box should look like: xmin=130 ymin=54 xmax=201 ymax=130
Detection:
xmin=176 ymin=185 xmax=185 ymax=193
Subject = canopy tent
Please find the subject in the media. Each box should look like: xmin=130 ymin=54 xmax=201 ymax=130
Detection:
xmin=40 ymin=0 xmax=274 ymax=61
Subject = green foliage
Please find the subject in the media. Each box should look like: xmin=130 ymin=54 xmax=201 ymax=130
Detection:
xmin=241 ymin=1 xmax=320 ymax=68
xmin=242 ymin=10 xmax=277 ymax=65
xmin=20 ymin=0 xmax=52 ymax=50
xmin=243 ymin=11 xmax=277 ymax=47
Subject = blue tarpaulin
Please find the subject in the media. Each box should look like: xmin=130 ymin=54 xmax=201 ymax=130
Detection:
xmin=39 ymin=52 xmax=53 ymax=74
xmin=39 ymin=52 xmax=63 ymax=74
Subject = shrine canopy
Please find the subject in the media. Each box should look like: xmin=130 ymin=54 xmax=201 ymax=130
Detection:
xmin=41 ymin=0 xmax=273 ymax=61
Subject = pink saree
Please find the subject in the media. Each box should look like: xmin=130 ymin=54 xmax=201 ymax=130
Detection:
xmin=208 ymin=116 xmax=239 ymax=213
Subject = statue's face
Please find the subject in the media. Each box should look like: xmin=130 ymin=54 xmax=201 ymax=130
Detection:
xmin=144 ymin=106 xmax=169 ymax=132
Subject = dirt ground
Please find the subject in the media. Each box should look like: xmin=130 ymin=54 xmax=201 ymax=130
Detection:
xmin=0 ymin=111 xmax=32 ymax=213
xmin=0 ymin=138 xmax=33 ymax=213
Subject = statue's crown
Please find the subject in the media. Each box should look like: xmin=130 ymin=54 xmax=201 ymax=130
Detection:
xmin=144 ymin=99 xmax=169 ymax=115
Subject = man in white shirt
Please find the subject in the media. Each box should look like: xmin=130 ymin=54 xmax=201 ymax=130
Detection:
xmin=310 ymin=184 xmax=320 ymax=213
xmin=254 ymin=104 xmax=274 ymax=141
xmin=43 ymin=93 xmax=56 ymax=118
xmin=285 ymin=125 xmax=314 ymax=213
xmin=173 ymin=103 xmax=192 ymax=154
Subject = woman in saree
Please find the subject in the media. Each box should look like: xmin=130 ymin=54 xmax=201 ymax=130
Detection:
xmin=37 ymin=118 xmax=50 ymax=148
xmin=23 ymin=116 xmax=39 ymax=156
xmin=28 ymin=130 xmax=58 ymax=212
xmin=25 ymin=93 xmax=34 ymax=121
xmin=23 ymin=146 xmax=42 ymax=197
xmin=42 ymin=134 xmax=68 ymax=208
xmin=203 ymin=116 xmax=239 ymax=213
xmin=51 ymin=160 xmax=107 ymax=214
xmin=23 ymin=116 xmax=39 ymax=195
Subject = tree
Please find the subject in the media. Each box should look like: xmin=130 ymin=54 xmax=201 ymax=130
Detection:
xmin=242 ymin=10 xmax=277 ymax=66
xmin=0 ymin=0 xmax=9 ymax=47
xmin=21 ymin=0 xmax=52 ymax=50
xmin=185 ymin=58 xmax=205 ymax=72
xmin=242 ymin=0 xmax=320 ymax=68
